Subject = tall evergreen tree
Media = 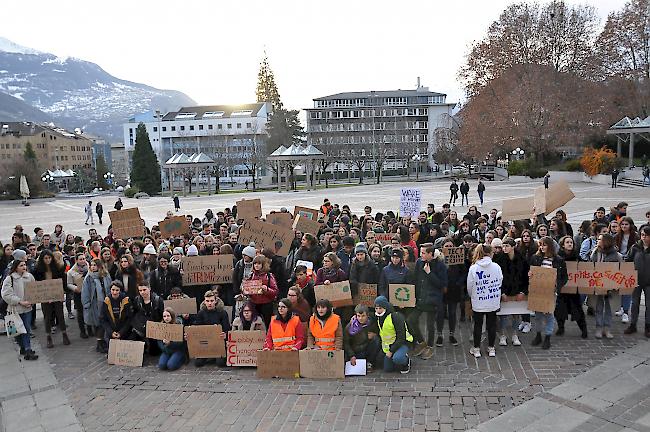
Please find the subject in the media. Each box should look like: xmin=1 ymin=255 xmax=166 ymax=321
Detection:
xmin=255 ymin=52 xmax=283 ymax=111
xmin=131 ymin=123 xmax=161 ymax=194
xmin=24 ymin=142 xmax=37 ymax=162
xmin=95 ymin=155 xmax=109 ymax=189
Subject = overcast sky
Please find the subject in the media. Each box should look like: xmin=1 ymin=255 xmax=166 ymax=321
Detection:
xmin=2 ymin=0 xmax=623 ymax=111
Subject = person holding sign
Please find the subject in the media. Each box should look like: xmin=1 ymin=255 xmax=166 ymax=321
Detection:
xmin=33 ymin=249 xmax=70 ymax=348
xmin=130 ymin=284 xmax=165 ymax=356
xmin=343 ymin=304 xmax=381 ymax=372
xmin=191 ymin=290 xmax=230 ymax=367
xmin=1 ymin=259 xmax=38 ymax=360
xmin=556 ymin=236 xmax=588 ymax=339
xmin=307 ymin=299 xmax=343 ymax=350
xmin=263 ymin=298 xmax=305 ymax=351
xmin=529 ymin=237 xmax=568 ymax=349
xmin=374 ymin=296 xmax=412 ymax=374
xmin=378 ymin=248 xmax=412 ymax=298
xmin=100 ymin=281 xmax=132 ymax=350
xmin=441 ymin=238 xmax=466 ymax=346
xmin=157 ymin=308 xmax=186 ymax=371
xmin=315 ymin=252 xmax=347 ymax=286
xmin=243 ymin=256 xmax=278 ymax=330
xmin=589 ymin=233 xmax=622 ymax=339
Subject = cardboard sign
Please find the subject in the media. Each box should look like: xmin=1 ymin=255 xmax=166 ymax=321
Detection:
xmin=497 ymin=300 xmax=532 ymax=316
xmin=158 ymin=216 xmax=188 ymax=238
xmin=594 ymin=262 xmax=620 ymax=295
xmin=501 ymin=196 xmax=535 ymax=221
xmin=238 ymin=219 xmax=293 ymax=256
xmin=618 ymin=262 xmax=638 ymax=295
xmin=108 ymin=208 xmax=144 ymax=239
xmin=242 ymin=279 xmax=263 ymax=295
xmin=181 ymin=255 xmax=233 ymax=286
xmin=236 ymin=198 xmax=262 ymax=220
xmin=293 ymin=214 xmax=321 ymax=236
xmin=107 ymin=340 xmax=144 ymax=367
xmin=540 ymin=180 xmax=575 ymax=214
xmin=442 ymin=246 xmax=465 ymax=266
xmin=186 ymin=325 xmax=226 ymax=358
xmin=226 ymin=330 xmax=265 ymax=366
xmin=354 ymin=283 xmax=377 ymax=307
xmin=563 ymin=261 xmax=579 ymax=293
xmin=266 ymin=212 xmax=294 ymax=229
xmin=164 ymin=298 xmax=198 ymax=315
xmin=145 ymin=321 xmax=184 ymax=342
xmin=314 ymin=281 xmax=353 ymax=307
xmin=389 ymin=284 xmax=416 ymax=308
xmin=566 ymin=261 xmax=638 ymax=295
xmin=527 ymin=267 xmax=557 ymax=313
xmin=256 ymin=350 xmax=301 ymax=379
xmin=400 ymin=188 xmax=422 ymax=217
xmin=294 ymin=206 xmax=318 ymax=221
xmin=299 ymin=349 xmax=345 ymax=379
xmin=374 ymin=233 xmax=395 ymax=244
xmin=295 ymin=260 xmax=314 ymax=276
xmin=24 ymin=279 xmax=64 ymax=304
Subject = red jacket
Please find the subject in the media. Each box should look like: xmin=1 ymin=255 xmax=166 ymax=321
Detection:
xmin=247 ymin=270 xmax=278 ymax=304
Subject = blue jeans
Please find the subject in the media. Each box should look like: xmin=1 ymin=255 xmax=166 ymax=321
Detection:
xmin=621 ymin=295 xmax=631 ymax=313
xmin=478 ymin=191 xmax=484 ymax=205
xmin=595 ymin=296 xmax=612 ymax=328
xmin=18 ymin=311 xmax=32 ymax=351
xmin=499 ymin=314 xmax=521 ymax=335
xmin=383 ymin=344 xmax=409 ymax=372
xmin=158 ymin=351 xmax=185 ymax=371
xmin=535 ymin=312 xmax=555 ymax=336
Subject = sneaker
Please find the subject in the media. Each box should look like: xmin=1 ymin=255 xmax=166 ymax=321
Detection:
xmin=469 ymin=347 xmax=481 ymax=358
xmin=604 ymin=329 xmax=614 ymax=339
xmin=614 ymin=307 xmax=624 ymax=317
xmin=435 ymin=336 xmax=443 ymax=347
xmin=512 ymin=334 xmax=521 ymax=346
xmin=499 ymin=335 xmax=507 ymax=346
xmin=412 ymin=342 xmax=427 ymax=357
xmin=521 ymin=322 xmax=532 ymax=333
xmin=595 ymin=328 xmax=603 ymax=339
xmin=449 ymin=334 xmax=459 ymax=346
xmin=68 ymin=312 xmax=75 ymax=319
xmin=420 ymin=347 xmax=434 ymax=360
xmin=400 ymin=356 xmax=411 ymax=374
xmin=518 ymin=322 xmax=525 ymax=331
xmin=621 ymin=313 xmax=629 ymax=323
xmin=488 ymin=347 xmax=496 ymax=357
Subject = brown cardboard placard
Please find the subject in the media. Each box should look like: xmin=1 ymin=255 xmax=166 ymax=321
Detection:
xmin=534 ymin=187 xmax=547 ymax=215
xmin=238 ymin=219 xmax=293 ymax=256
xmin=500 ymin=196 xmax=535 ymax=221
xmin=236 ymin=198 xmax=262 ymax=220
xmin=158 ymin=216 xmax=188 ymax=238
xmin=226 ymin=330 xmax=265 ymax=366
xmin=299 ymin=349 xmax=345 ymax=379
xmin=256 ymin=350 xmax=301 ymax=379
xmin=527 ymin=267 xmax=557 ymax=313
xmin=107 ymin=339 xmax=144 ymax=367
xmin=314 ymin=281 xmax=353 ymax=307
xmin=543 ymin=180 xmax=575 ymax=214
xmin=145 ymin=321 xmax=184 ymax=342
xmin=266 ymin=212 xmax=294 ymax=229
xmin=618 ymin=262 xmax=638 ymax=295
xmin=181 ymin=255 xmax=233 ymax=286
xmin=389 ymin=284 xmax=416 ymax=308
xmin=186 ymin=325 xmax=226 ymax=358
xmin=242 ymin=279 xmax=263 ymax=295
xmin=293 ymin=206 xmax=318 ymax=221
xmin=164 ymin=298 xmax=198 ymax=315
xmin=374 ymin=233 xmax=395 ymax=244
xmin=24 ymin=279 xmax=64 ymax=304
xmin=576 ymin=262 xmax=595 ymax=294
xmin=108 ymin=208 xmax=144 ymax=239
xmin=292 ymin=214 xmax=322 ymax=236
xmin=354 ymin=283 xmax=377 ymax=307
xmin=442 ymin=246 xmax=465 ymax=266
xmin=594 ymin=262 xmax=620 ymax=294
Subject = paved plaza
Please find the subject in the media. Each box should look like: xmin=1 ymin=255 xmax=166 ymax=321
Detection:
xmin=0 ymin=178 xmax=649 ymax=432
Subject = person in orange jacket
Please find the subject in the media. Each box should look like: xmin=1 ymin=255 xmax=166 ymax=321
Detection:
xmin=307 ymin=299 xmax=343 ymax=350
xmin=263 ymin=298 xmax=304 ymax=351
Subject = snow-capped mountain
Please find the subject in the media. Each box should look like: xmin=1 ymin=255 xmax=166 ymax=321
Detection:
xmin=0 ymin=37 xmax=195 ymax=140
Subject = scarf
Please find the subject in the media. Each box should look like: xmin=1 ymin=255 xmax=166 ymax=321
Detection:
xmin=348 ymin=315 xmax=367 ymax=336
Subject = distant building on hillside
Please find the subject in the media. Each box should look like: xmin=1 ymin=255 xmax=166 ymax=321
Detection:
xmin=110 ymin=142 xmax=129 ymax=186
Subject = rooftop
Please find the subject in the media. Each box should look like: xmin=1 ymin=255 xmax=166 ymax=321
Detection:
xmin=314 ymin=88 xmax=446 ymax=101
xmin=161 ymin=103 xmax=269 ymax=121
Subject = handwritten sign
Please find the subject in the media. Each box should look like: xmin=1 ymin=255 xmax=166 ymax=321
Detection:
xmin=314 ymin=281 xmax=353 ymax=307
xmin=354 ymin=283 xmax=377 ymax=307
xmin=257 ymin=350 xmax=301 ymax=379
xmin=565 ymin=261 xmax=637 ymax=295
xmin=186 ymin=325 xmax=225 ymax=358
xmin=374 ymin=233 xmax=395 ymax=244
xmin=164 ymin=298 xmax=198 ymax=315
xmin=528 ymin=267 xmax=557 ymax=313
xmin=181 ymin=255 xmax=233 ymax=286
xmin=400 ymin=188 xmax=422 ymax=217
xmin=293 ymin=206 xmax=318 ymax=221
xmin=108 ymin=208 xmax=144 ymax=239
xmin=238 ymin=219 xmax=293 ymax=256
xmin=108 ymin=340 xmax=144 ymax=367
xmin=299 ymin=350 xmax=344 ymax=379
xmin=24 ymin=279 xmax=64 ymax=304
xmin=389 ymin=284 xmax=416 ymax=308
xmin=226 ymin=330 xmax=265 ymax=366
xmin=442 ymin=247 xmax=465 ymax=266
xmin=266 ymin=212 xmax=293 ymax=229
xmin=293 ymin=214 xmax=321 ymax=236
xmin=236 ymin=198 xmax=262 ymax=220
xmin=145 ymin=321 xmax=184 ymax=342
xmin=242 ymin=279 xmax=263 ymax=295
xmin=158 ymin=216 xmax=188 ymax=238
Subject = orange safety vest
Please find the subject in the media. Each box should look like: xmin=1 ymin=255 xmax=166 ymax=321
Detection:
xmin=270 ymin=315 xmax=301 ymax=351
xmin=309 ymin=314 xmax=340 ymax=350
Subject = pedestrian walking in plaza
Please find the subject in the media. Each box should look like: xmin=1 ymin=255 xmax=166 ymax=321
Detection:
xmin=544 ymin=173 xmax=550 ymax=189
xmin=477 ymin=180 xmax=486 ymax=207
xmin=114 ymin=198 xmax=123 ymax=211
xmin=460 ymin=179 xmax=470 ymax=207
xmin=173 ymin=194 xmax=180 ymax=212
xmin=449 ymin=180 xmax=459 ymax=206
xmin=95 ymin=202 xmax=103 ymax=224
xmin=84 ymin=200 xmax=94 ymax=225
xmin=642 ymin=165 xmax=649 ymax=187
xmin=611 ymin=169 xmax=619 ymax=188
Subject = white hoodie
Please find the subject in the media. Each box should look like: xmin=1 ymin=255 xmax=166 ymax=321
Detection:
xmin=467 ymin=257 xmax=503 ymax=313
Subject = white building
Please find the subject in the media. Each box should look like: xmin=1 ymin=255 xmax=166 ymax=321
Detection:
xmin=122 ymin=103 xmax=272 ymax=183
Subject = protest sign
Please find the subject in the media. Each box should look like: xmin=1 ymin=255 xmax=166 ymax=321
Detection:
xmin=164 ymin=298 xmax=197 ymax=315
xmin=345 ymin=359 xmax=367 ymax=376
xmin=562 ymin=261 xmax=579 ymax=294
xmin=181 ymin=255 xmax=232 ymax=286
xmin=619 ymin=262 xmax=638 ymax=295
xmin=400 ymin=188 xmax=422 ymax=217
xmin=226 ymin=330 xmax=265 ymax=366
xmin=542 ymin=180 xmax=575 ymax=214
xmin=389 ymin=284 xmax=416 ymax=308
xmin=528 ymin=267 xmax=557 ymax=313
xmin=497 ymin=301 xmax=532 ymax=316
xmin=374 ymin=233 xmax=394 ymax=244
xmin=24 ymin=279 xmax=64 ymax=304
xmin=238 ymin=219 xmax=293 ymax=256
xmin=566 ymin=261 xmax=638 ymax=295
xmin=145 ymin=321 xmax=184 ymax=342
xmin=442 ymin=247 xmax=465 ymax=266
xmin=158 ymin=216 xmax=188 ymax=238
xmin=236 ymin=198 xmax=262 ymax=220
xmin=354 ymin=283 xmax=377 ymax=307
xmin=266 ymin=212 xmax=293 ymax=229
xmin=293 ymin=214 xmax=322 ymax=236
xmin=108 ymin=340 xmax=144 ymax=367
xmin=256 ymin=350 xmax=301 ymax=379
xmin=593 ymin=262 xmax=620 ymax=294
xmin=299 ymin=350 xmax=345 ymax=379
xmin=242 ymin=279 xmax=263 ymax=295
xmin=501 ymin=196 xmax=535 ymax=221
xmin=295 ymin=260 xmax=314 ymax=276
xmin=293 ymin=206 xmax=318 ymax=221
xmin=534 ymin=187 xmax=547 ymax=215
xmin=108 ymin=208 xmax=144 ymax=239
xmin=314 ymin=281 xmax=353 ymax=307
xmin=186 ymin=325 xmax=226 ymax=358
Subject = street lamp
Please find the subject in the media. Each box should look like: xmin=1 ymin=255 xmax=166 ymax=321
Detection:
xmin=412 ymin=154 xmax=421 ymax=181
xmin=41 ymin=173 xmax=53 ymax=192
xmin=512 ymin=148 xmax=525 ymax=160
xmin=104 ymin=171 xmax=115 ymax=189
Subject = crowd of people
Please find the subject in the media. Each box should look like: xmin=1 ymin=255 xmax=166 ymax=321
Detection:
xmin=1 ymin=195 xmax=649 ymax=376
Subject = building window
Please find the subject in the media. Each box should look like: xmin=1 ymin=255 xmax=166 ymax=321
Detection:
xmin=218 ymin=124 xmax=223 ymax=130
xmin=208 ymin=125 xmax=213 ymax=130
xmin=246 ymin=122 xmax=252 ymax=128
xmin=153 ymin=127 xmax=158 ymax=132
xmin=180 ymin=126 xmax=185 ymax=131
xmin=190 ymin=125 xmax=195 ymax=131
xmin=199 ymin=125 xmax=203 ymax=130
xmin=227 ymin=124 xmax=232 ymax=129
xmin=237 ymin=123 xmax=242 ymax=129
xmin=162 ymin=126 xmax=167 ymax=132
xmin=171 ymin=126 xmax=176 ymax=131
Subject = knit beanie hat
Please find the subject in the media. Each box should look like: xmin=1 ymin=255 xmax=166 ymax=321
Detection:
xmin=172 ymin=247 xmax=184 ymax=255
xmin=354 ymin=243 xmax=368 ymax=255
xmin=11 ymin=249 xmax=27 ymax=261
xmin=187 ymin=245 xmax=199 ymax=256
xmin=143 ymin=244 xmax=157 ymax=255
xmin=242 ymin=242 xmax=256 ymax=259
xmin=374 ymin=295 xmax=390 ymax=309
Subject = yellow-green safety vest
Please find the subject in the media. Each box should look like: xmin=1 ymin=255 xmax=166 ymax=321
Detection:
xmin=377 ymin=313 xmax=413 ymax=353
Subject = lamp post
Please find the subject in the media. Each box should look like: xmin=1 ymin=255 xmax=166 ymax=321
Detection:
xmin=512 ymin=148 xmax=525 ymax=161
xmin=412 ymin=153 xmax=421 ymax=181
xmin=103 ymin=172 xmax=115 ymax=189
xmin=41 ymin=173 xmax=53 ymax=192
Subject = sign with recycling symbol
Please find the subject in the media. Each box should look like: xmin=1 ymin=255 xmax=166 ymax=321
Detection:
xmin=389 ymin=284 xmax=416 ymax=308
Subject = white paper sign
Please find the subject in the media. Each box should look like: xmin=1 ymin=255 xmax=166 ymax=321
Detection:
xmin=496 ymin=301 xmax=533 ymax=316
xmin=345 ymin=359 xmax=367 ymax=376
xmin=400 ymin=188 xmax=422 ymax=217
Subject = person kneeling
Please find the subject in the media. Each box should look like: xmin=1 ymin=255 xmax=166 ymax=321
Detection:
xmin=374 ymin=296 xmax=412 ymax=374
xmin=307 ymin=299 xmax=342 ymax=350
xmin=192 ymin=290 xmax=230 ymax=367
xmin=344 ymin=304 xmax=381 ymax=372
xmin=158 ymin=307 xmax=186 ymax=371
xmin=263 ymin=298 xmax=304 ymax=351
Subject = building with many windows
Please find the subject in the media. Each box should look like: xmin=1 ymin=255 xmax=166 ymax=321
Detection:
xmin=305 ymin=83 xmax=456 ymax=174
xmin=122 ymin=103 xmax=272 ymax=184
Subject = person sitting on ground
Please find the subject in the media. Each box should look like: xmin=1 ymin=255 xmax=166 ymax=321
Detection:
xmin=157 ymin=307 xmax=186 ymax=371
xmin=190 ymin=290 xmax=230 ymax=367
xmin=374 ymin=295 xmax=412 ymax=374
xmin=100 ymin=281 xmax=132 ymax=350
xmin=307 ymin=299 xmax=343 ymax=350
xmin=231 ymin=301 xmax=266 ymax=332
xmin=263 ymin=298 xmax=304 ymax=351
xmin=343 ymin=304 xmax=381 ymax=372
